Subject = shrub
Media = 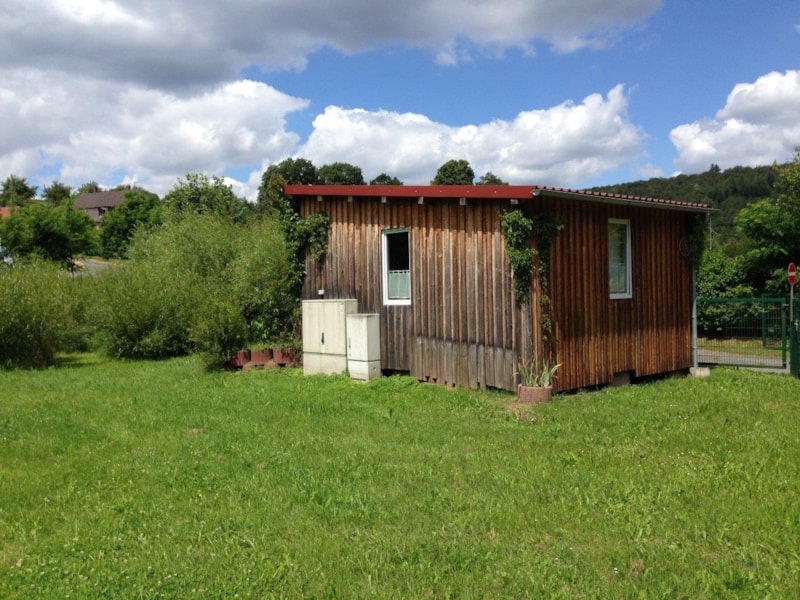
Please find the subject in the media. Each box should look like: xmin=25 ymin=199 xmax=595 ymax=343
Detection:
xmin=94 ymin=214 xmax=294 ymax=362
xmin=94 ymin=261 xmax=196 ymax=359
xmin=0 ymin=260 xmax=86 ymax=367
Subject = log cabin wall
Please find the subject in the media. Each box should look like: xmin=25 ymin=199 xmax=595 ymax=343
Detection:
xmin=299 ymin=195 xmax=538 ymax=391
xmin=547 ymin=199 xmax=693 ymax=391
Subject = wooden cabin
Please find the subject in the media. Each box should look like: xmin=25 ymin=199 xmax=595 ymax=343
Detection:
xmin=285 ymin=184 xmax=712 ymax=393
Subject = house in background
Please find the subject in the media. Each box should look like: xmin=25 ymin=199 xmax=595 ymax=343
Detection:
xmin=73 ymin=190 xmax=127 ymax=224
xmin=286 ymin=184 xmax=712 ymax=393
xmin=0 ymin=206 xmax=15 ymax=220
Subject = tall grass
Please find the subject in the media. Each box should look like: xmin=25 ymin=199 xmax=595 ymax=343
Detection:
xmin=1 ymin=360 xmax=799 ymax=597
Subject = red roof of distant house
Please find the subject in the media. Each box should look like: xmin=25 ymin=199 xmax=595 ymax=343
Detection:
xmin=284 ymin=184 xmax=712 ymax=213
xmin=0 ymin=206 xmax=16 ymax=219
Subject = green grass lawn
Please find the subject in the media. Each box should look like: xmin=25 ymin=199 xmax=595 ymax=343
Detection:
xmin=1 ymin=357 xmax=799 ymax=598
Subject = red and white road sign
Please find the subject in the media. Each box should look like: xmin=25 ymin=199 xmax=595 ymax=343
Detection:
xmin=789 ymin=262 xmax=797 ymax=286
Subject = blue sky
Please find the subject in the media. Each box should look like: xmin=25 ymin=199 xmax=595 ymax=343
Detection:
xmin=1 ymin=0 xmax=798 ymax=199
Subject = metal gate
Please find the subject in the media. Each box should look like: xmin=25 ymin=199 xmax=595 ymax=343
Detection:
xmin=697 ymin=297 xmax=790 ymax=370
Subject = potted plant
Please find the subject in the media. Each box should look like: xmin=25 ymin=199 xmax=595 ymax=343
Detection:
xmin=517 ymin=359 xmax=561 ymax=403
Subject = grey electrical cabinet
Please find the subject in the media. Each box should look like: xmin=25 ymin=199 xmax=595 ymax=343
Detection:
xmin=302 ymin=299 xmax=358 ymax=375
xmin=346 ymin=313 xmax=381 ymax=381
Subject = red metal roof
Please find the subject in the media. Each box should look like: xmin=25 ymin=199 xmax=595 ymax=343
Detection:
xmin=284 ymin=184 xmax=712 ymax=213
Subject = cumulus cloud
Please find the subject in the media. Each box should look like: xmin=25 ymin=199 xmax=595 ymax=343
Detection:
xmin=0 ymin=69 xmax=308 ymax=195
xmin=1 ymin=0 xmax=661 ymax=89
xmin=298 ymin=85 xmax=643 ymax=186
xmin=0 ymin=0 xmax=662 ymax=197
xmin=671 ymin=70 xmax=800 ymax=173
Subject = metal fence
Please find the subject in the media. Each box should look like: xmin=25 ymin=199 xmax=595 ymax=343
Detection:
xmin=697 ymin=297 xmax=789 ymax=369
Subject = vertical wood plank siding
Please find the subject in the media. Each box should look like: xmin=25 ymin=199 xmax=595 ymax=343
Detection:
xmin=299 ymin=195 xmax=528 ymax=390
xmin=299 ymin=194 xmax=693 ymax=393
xmin=547 ymin=200 xmax=693 ymax=391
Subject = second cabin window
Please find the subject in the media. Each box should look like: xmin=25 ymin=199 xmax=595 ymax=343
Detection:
xmin=608 ymin=219 xmax=632 ymax=299
xmin=382 ymin=228 xmax=411 ymax=305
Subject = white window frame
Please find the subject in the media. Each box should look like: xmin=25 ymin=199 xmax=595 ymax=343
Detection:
xmin=382 ymin=228 xmax=411 ymax=306
xmin=608 ymin=218 xmax=632 ymax=300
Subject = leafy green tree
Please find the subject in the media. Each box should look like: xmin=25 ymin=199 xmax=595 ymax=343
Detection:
xmin=696 ymin=246 xmax=755 ymax=334
xmin=0 ymin=175 xmax=37 ymax=207
xmin=0 ymin=203 xmax=97 ymax=263
xmin=263 ymin=158 xmax=319 ymax=185
xmin=431 ymin=159 xmax=475 ymax=185
xmin=370 ymin=173 xmax=403 ymax=185
xmin=42 ymin=181 xmax=73 ymax=206
xmin=163 ymin=173 xmax=249 ymax=223
xmin=477 ymin=171 xmax=508 ymax=185
xmin=99 ymin=189 xmax=163 ymax=258
xmin=318 ymin=162 xmax=365 ymax=185
xmin=75 ymin=182 xmax=103 ymax=195
xmin=734 ymin=150 xmax=800 ymax=293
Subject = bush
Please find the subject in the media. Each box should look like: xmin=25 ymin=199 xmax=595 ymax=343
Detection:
xmin=94 ymin=261 xmax=196 ymax=359
xmin=94 ymin=214 xmax=294 ymax=362
xmin=0 ymin=260 xmax=87 ymax=367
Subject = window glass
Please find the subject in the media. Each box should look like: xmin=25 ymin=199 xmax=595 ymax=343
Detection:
xmin=383 ymin=229 xmax=411 ymax=304
xmin=609 ymin=219 xmax=631 ymax=298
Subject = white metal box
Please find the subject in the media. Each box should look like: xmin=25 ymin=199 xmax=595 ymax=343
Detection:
xmin=302 ymin=299 xmax=358 ymax=375
xmin=346 ymin=313 xmax=381 ymax=381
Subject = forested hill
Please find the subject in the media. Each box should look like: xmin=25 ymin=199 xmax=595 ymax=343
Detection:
xmin=591 ymin=164 xmax=778 ymax=241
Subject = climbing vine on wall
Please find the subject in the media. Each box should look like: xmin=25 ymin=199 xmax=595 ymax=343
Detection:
xmin=500 ymin=209 xmax=535 ymax=305
xmin=500 ymin=208 xmax=563 ymax=351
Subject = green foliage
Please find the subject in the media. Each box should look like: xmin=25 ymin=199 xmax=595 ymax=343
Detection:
xmin=477 ymin=171 xmax=508 ymax=185
xmin=369 ymin=173 xmax=403 ymax=185
xmin=192 ymin=293 xmax=248 ymax=371
xmin=42 ymin=181 xmax=73 ymax=206
xmin=75 ymin=181 xmax=102 ymax=195
xmin=499 ymin=209 xmax=534 ymax=304
xmin=517 ymin=358 xmax=561 ymax=387
xmin=684 ymin=213 xmax=708 ymax=267
xmin=99 ymin=189 xmax=163 ymax=258
xmin=0 ymin=260 xmax=88 ymax=367
xmin=262 ymin=157 xmax=319 ymax=186
xmin=431 ymin=159 xmax=475 ymax=185
xmin=0 ymin=174 xmax=37 ymax=206
xmin=95 ymin=214 xmax=293 ymax=363
xmin=696 ymin=247 xmax=755 ymax=335
xmin=318 ymin=162 xmax=365 ymax=185
xmin=0 ymin=203 xmax=97 ymax=263
xmin=162 ymin=173 xmax=249 ymax=223
xmin=256 ymin=173 xmax=331 ymax=336
xmin=593 ymin=164 xmax=776 ymax=244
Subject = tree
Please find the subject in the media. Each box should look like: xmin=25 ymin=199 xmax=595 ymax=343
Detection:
xmin=75 ymin=182 xmax=103 ymax=195
xmin=370 ymin=173 xmax=403 ymax=185
xmin=0 ymin=203 xmax=97 ymax=263
xmin=42 ymin=181 xmax=73 ymax=206
xmin=163 ymin=174 xmax=249 ymax=223
xmin=477 ymin=171 xmax=508 ymax=185
xmin=0 ymin=175 xmax=37 ymax=206
xmin=318 ymin=162 xmax=365 ymax=185
xmin=99 ymin=189 xmax=163 ymax=258
xmin=263 ymin=158 xmax=319 ymax=185
xmin=431 ymin=159 xmax=475 ymax=185
xmin=734 ymin=149 xmax=800 ymax=293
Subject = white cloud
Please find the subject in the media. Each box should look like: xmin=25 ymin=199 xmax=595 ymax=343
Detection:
xmin=0 ymin=0 xmax=661 ymax=197
xmin=298 ymin=85 xmax=644 ymax=186
xmin=0 ymin=0 xmax=661 ymax=89
xmin=0 ymin=69 xmax=308 ymax=196
xmin=671 ymin=70 xmax=800 ymax=173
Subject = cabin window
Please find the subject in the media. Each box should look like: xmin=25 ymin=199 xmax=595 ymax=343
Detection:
xmin=608 ymin=219 xmax=632 ymax=299
xmin=382 ymin=228 xmax=411 ymax=305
